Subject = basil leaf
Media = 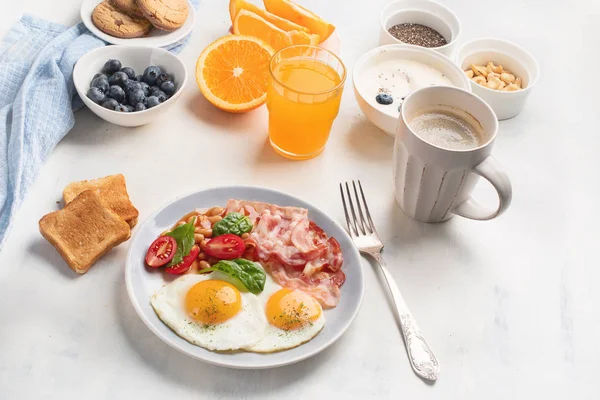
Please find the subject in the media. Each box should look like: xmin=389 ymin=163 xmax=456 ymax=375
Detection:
xmin=202 ymin=259 xmax=266 ymax=294
xmin=212 ymin=212 xmax=253 ymax=237
xmin=165 ymin=218 xmax=195 ymax=267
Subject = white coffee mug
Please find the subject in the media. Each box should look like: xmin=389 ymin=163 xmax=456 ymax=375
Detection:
xmin=393 ymin=86 xmax=512 ymax=222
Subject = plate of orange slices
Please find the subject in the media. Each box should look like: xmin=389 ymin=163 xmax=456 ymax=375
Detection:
xmin=195 ymin=0 xmax=339 ymax=113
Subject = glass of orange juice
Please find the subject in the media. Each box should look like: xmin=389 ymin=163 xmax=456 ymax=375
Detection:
xmin=267 ymin=45 xmax=346 ymax=160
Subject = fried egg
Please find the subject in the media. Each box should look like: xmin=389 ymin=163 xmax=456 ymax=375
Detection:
xmin=151 ymin=272 xmax=266 ymax=351
xmin=244 ymin=274 xmax=325 ymax=353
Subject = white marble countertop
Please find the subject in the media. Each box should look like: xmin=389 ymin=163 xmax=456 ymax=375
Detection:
xmin=1 ymin=0 xmax=598 ymax=398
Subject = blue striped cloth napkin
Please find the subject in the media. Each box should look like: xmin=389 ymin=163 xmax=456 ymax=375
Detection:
xmin=0 ymin=2 xmax=198 ymax=250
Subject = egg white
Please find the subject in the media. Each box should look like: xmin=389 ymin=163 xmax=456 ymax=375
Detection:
xmin=151 ymin=272 xmax=267 ymax=351
xmin=244 ymin=274 xmax=326 ymax=353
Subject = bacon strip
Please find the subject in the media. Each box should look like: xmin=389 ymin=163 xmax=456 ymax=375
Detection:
xmin=227 ymin=199 xmax=345 ymax=308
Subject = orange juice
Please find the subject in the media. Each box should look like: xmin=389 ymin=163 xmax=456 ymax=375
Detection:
xmin=267 ymin=47 xmax=345 ymax=160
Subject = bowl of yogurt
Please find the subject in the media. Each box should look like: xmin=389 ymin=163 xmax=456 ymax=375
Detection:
xmin=353 ymin=44 xmax=471 ymax=137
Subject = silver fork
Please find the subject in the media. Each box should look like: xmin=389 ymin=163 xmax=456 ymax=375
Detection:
xmin=340 ymin=180 xmax=439 ymax=381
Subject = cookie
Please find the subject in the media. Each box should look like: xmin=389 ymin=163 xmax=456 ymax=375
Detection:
xmin=138 ymin=0 xmax=189 ymax=32
xmin=92 ymin=1 xmax=152 ymax=38
xmin=110 ymin=0 xmax=146 ymax=18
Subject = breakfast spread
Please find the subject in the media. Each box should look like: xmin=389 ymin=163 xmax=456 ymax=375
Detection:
xmin=464 ymin=62 xmax=523 ymax=91
xmin=145 ymin=199 xmax=344 ymax=352
xmin=23 ymin=0 xmax=537 ymax=371
xmin=92 ymin=0 xmax=189 ymax=39
xmin=39 ymin=175 xmax=137 ymax=274
xmin=387 ymin=23 xmax=447 ymax=48
xmin=92 ymin=0 xmax=152 ymax=38
xmin=88 ymin=59 xmax=177 ymax=112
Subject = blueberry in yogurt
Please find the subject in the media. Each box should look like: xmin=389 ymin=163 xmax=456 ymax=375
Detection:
xmin=376 ymin=93 xmax=393 ymax=105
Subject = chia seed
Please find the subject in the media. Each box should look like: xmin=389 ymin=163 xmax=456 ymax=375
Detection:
xmin=388 ymin=23 xmax=447 ymax=48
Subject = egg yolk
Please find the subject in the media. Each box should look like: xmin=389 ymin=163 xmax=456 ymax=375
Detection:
xmin=185 ymin=280 xmax=242 ymax=324
xmin=266 ymin=289 xmax=321 ymax=331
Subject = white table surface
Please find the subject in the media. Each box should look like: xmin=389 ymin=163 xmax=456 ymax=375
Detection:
xmin=1 ymin=0 xmax=599 ymax=398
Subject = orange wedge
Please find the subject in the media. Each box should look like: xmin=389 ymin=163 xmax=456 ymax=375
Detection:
xmin=233 ymin=10 xmax=319 ymax=51
xmin=263 ymin=0 xmax=335 ymax=43
xmin=229 ymin=0 xmax=308 ymax=33
xmin=196 ymin=35 xmax=274 ymax=113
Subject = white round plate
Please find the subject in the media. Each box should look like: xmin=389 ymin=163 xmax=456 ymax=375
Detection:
xmin=125 ymin=186 xmax=365 ymax=369
xmin=81 ymin=0 xmax=195 ymax=48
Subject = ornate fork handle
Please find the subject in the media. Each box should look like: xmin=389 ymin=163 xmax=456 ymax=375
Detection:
xmin=371 ymin=252 xmax=439 ymax=381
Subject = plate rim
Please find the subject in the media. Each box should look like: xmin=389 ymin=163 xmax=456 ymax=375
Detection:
xmin=80 ymin=0 xmax=196 ymax=48
xmin=124 ymin=185 xmax=365 ymax=369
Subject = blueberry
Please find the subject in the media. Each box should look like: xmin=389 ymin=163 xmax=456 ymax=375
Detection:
xmin=151 ymin=90 xmax=167 ymax=103
xmin=101 ymin=98 xmax=119 ymax=110
xmin=145 ymin=96 xmax=160 ymax=108
xmin=102 ymin=59 xmax=121 ymax=75
xmin=108 ymin=71 xmax=129 ymax=87
xmin=156 ymin=73 xmax=173 ymax=87
xmin=107 ymin=85 xmax=126 ymax=103
xmin=91 ymin=77 xmax=109 ymax=93
xmin=375 ymin=93 xmax=393 ymax=105
xmin=139 ymin=82 xmax=150 ymax=96
xmin=128 ymin=89 xmax=145 ymax=106
xmin=135 ymin=102 xmax=146 ymax=112
xmin=115 ymin=104 xmax=130 ymax=112
xmin=136 ymin=74 xmax=144 ymax=82
xmin=124 ymin=80 xmax=142 ymax=94
xmin=160 ymin=81 xmax=176 ymax=96
xmin=93 ymin=73 xmax=107 ymax=81
xmin=87 ymin=87 xmax=106 ymax=104
xmin=124 ymin=104 xmax=135 ymax=112
xmin=142 ymin=66 xmax=162 ymax=85
xmin=120 ymin=67 xmax=136 ymax=80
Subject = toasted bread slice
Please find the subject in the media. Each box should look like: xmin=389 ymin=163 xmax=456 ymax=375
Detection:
xmin=63 ymin=174 xmax=138 ymax=228
xmin=39 ymin=190 xmax=131 ymax=274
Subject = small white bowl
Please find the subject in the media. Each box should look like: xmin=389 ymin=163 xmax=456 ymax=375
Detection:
xmin=379 ymin=0 xmax=461 ymax=58
xmin=74 ymin=46 xmax=187 ymax=127
xmin=353 ymin=44 xmax=471 ymax=136
xmin=456 ymin=37 xmax=539 ymax=120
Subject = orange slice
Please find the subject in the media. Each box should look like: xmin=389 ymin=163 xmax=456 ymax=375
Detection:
xmin=229 ymin=0 xmax=308 ymax=33
xmin=195 ymin=35 xmax=274 ymax=113
xmin=233 ymin=10 xmax=319 ymax=50
xmin=263 ymin=0 xmax=335 ymax=43
xmin=233 ymin=10 xmax=293 ymax=51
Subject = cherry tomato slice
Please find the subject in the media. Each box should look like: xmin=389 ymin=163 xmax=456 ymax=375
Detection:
xmin=145 ymin=236 xmax=177 ymax=267
xmin=204 ymin=234 xmax=245 ymax=260
xmin=165 ymin=245 xmax=200 ymax=275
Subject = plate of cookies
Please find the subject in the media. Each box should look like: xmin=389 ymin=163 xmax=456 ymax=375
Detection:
xmin=81 ymin=0 xmax=196 ymax=48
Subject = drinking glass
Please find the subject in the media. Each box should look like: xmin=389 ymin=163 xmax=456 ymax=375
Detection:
xmin=267 ymin=45 xmax=346 ymax=160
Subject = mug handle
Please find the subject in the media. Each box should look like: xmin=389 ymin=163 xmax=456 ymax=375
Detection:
xmin=452 ymin=156 xmax=512 ymax=221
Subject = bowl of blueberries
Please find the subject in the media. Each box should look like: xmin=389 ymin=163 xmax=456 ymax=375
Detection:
xmin=74 ymin=45 xmax=187 ymax=127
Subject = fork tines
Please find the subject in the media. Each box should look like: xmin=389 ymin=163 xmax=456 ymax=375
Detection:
xmin=340 ymin=180 xmax=376 ymax=237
